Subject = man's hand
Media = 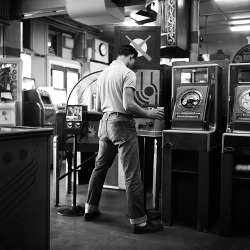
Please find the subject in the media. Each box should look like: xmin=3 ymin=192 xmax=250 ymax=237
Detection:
xmin=146 ymin=108 xmax=165 ymax=120
xmin=123 ymin=88 xmax=165 ymax=119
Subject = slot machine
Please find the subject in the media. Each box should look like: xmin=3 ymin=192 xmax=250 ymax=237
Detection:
xmin=162 ymin=63 xmax=223 ymax=232
xmin=171 ymin=64 xmax=221 ymax=132
xmin=220 ymin=62 xmax=250 ymax=236
xmin=227 ymin=63 xmax=250 ymax=132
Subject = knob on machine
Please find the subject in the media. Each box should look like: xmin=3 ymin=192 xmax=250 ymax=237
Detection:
xmin=135 ymin=106 xmax=165 ymax=137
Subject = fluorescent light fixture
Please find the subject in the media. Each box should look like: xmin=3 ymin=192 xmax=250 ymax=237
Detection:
xmin=231 ymin=15 xmax=250 ymax=20
xmin=230 ymin=25 xmax=250 ymax=31
xmin=215 ymin=0 xmax=248 ymax=1
xmin=24 ymin=13 xmax=33 ymax=17
xmin=229 ymin=19 xmax=250 ymax=25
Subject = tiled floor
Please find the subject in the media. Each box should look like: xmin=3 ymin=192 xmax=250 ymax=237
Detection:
xmin=50 ymin=162 xmax=250 ymax=250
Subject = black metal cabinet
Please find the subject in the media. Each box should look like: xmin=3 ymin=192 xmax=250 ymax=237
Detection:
xmin=162 ymin=130 xmax=221 ymax=232
xmin=0 ymin=126 xmax=53 ymax=250
xmin=220 ymin=133 xmax=250 ymax=236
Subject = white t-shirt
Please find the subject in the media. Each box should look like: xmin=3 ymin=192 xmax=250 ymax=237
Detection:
xmin=97 ymin=60 xmax=136 ymax=115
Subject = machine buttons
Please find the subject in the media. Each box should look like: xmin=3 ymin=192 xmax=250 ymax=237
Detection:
xmin=0 ymin=109 xmax=14 ymax=125
xmin=147 ymin=121 xmax=153 ymax=127
xmin=138 ymin=123 xmax=143 ymax=129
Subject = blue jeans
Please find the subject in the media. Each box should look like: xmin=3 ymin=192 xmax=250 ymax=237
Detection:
xmin=85 ymin=112 xmax=147 ymax=225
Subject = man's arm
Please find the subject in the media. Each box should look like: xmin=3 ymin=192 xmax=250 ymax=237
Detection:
xmin=123 ymin=87 xmax=164 ymax=120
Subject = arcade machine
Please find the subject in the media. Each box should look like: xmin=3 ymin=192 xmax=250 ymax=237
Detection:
xmin=162 ymin=63 xmax=222 ymax=232
xmin=23 ymin=88 xmax=56 ymax=130
xmin=53 ymin=71 xmax=103 ymax=208
xmin=0 ymin=59 xmax=23 ymax=126
xmin=23 ymin=88 xmax=56 ymax=168
xmin=220 ymin=43 xmax=250 ymax=236
xmin=133 ymin=69 xmax=166 ymax=213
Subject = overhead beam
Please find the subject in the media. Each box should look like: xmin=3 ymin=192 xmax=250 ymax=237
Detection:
xmin=11 ymin=0 xmax=66 ymax=18
xmin=111 ymin=0 xmax=145 ymax=7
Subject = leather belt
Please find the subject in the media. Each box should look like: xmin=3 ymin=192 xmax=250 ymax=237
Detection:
xmin=104 ymin=112 xmax=134 ymax=118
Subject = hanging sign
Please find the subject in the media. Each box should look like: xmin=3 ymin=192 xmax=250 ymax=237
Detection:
xmin=114 ymin=26 xmax=161 ymax=69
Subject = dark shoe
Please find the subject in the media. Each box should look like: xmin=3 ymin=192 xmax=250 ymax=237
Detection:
xmin=84 ymin=210 xmax=100 ymax=221
xmin=133 ymin=220 xmax=163 ymax=234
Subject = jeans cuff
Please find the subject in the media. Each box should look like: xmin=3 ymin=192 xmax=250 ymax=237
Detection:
xmin=129 ymin=215 xmax=147 ymax=225
xmin=85 ymin=202 xmax=98 ymax=213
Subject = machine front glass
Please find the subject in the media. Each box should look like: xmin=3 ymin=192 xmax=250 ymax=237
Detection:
xmin=181 ymin=68 xmax=208 ymax=84
xmin=238 ymin=89 xmax=250 ymax=113
xmin=41 ymin=95 xmax=51 ymax=104
xmin=66 ymin=105 xmax=82 ymax=122
xmin=238 ymin=69 xmax=250 ymax=83
xmin=0 ymin=62 xmax=18 ymax=101
xmin=177 ymin=89 xmax=203 ymax=111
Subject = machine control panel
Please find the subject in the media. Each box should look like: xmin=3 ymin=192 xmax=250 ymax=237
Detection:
xmin=64 ymin=105 xmax=88 ymax=135
xmin=135 ymin=117 xmax=165 ymax=137
xmin=135 ymin=106 xmax=165 ymax=137
xmin=0 ymin=103 xmax=16 ymax=126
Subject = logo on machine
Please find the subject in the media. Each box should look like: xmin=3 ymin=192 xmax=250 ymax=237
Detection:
xmin=177 ymin=89 xmax=203 ymax=112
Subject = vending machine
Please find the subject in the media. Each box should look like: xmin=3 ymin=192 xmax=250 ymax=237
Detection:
xmin=0 ymin=59 xmax=22 ymax=126
xmin=162 ymin=63 xmax=223 ymax=232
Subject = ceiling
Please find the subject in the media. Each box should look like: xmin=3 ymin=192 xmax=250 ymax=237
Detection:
xmin=199 ymin=0 xmax=250 ymax=43
xmin=16 ymin=0 xmax=250 ymax=46
xmin=81 ymin=0 xmax=250 ymax=43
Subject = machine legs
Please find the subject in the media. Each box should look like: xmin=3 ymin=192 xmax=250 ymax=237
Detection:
xmin=53 ymin=136 xmax=60 ymax=207
xmin=161 ymin=147 xmax=173 ymax=226
xmin=139 ymin=136 xmax=162 ymax=218
xmin=53 ymin=136 xmax=72 ymax=207
xmin=57 ymin=135 xmax=85 ymax=216
xmin=161 ymin=146 xmax=220 ymax=232
xmin=219 ymin=153 xmax=233 ymax=236
xmin=153 ymin=138 xmax=162 ymax=210
xmin=197 ymin=151 xmax=210 ymax=232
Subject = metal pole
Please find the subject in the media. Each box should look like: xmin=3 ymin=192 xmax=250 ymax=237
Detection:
xmin=190 ymin=0 xmax=200 ymax=62
xmin=57 ymin=134 xmax=85 ymax=216
xmin=72 ymin=134 xmax=77 ymax=206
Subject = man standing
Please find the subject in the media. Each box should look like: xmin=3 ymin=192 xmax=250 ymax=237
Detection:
xmin=84 ymin=45 xmax=165 ymax=234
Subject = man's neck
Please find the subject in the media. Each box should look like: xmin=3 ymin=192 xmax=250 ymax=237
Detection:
xmin=116 ymin=56 xmax=128 ymax=67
